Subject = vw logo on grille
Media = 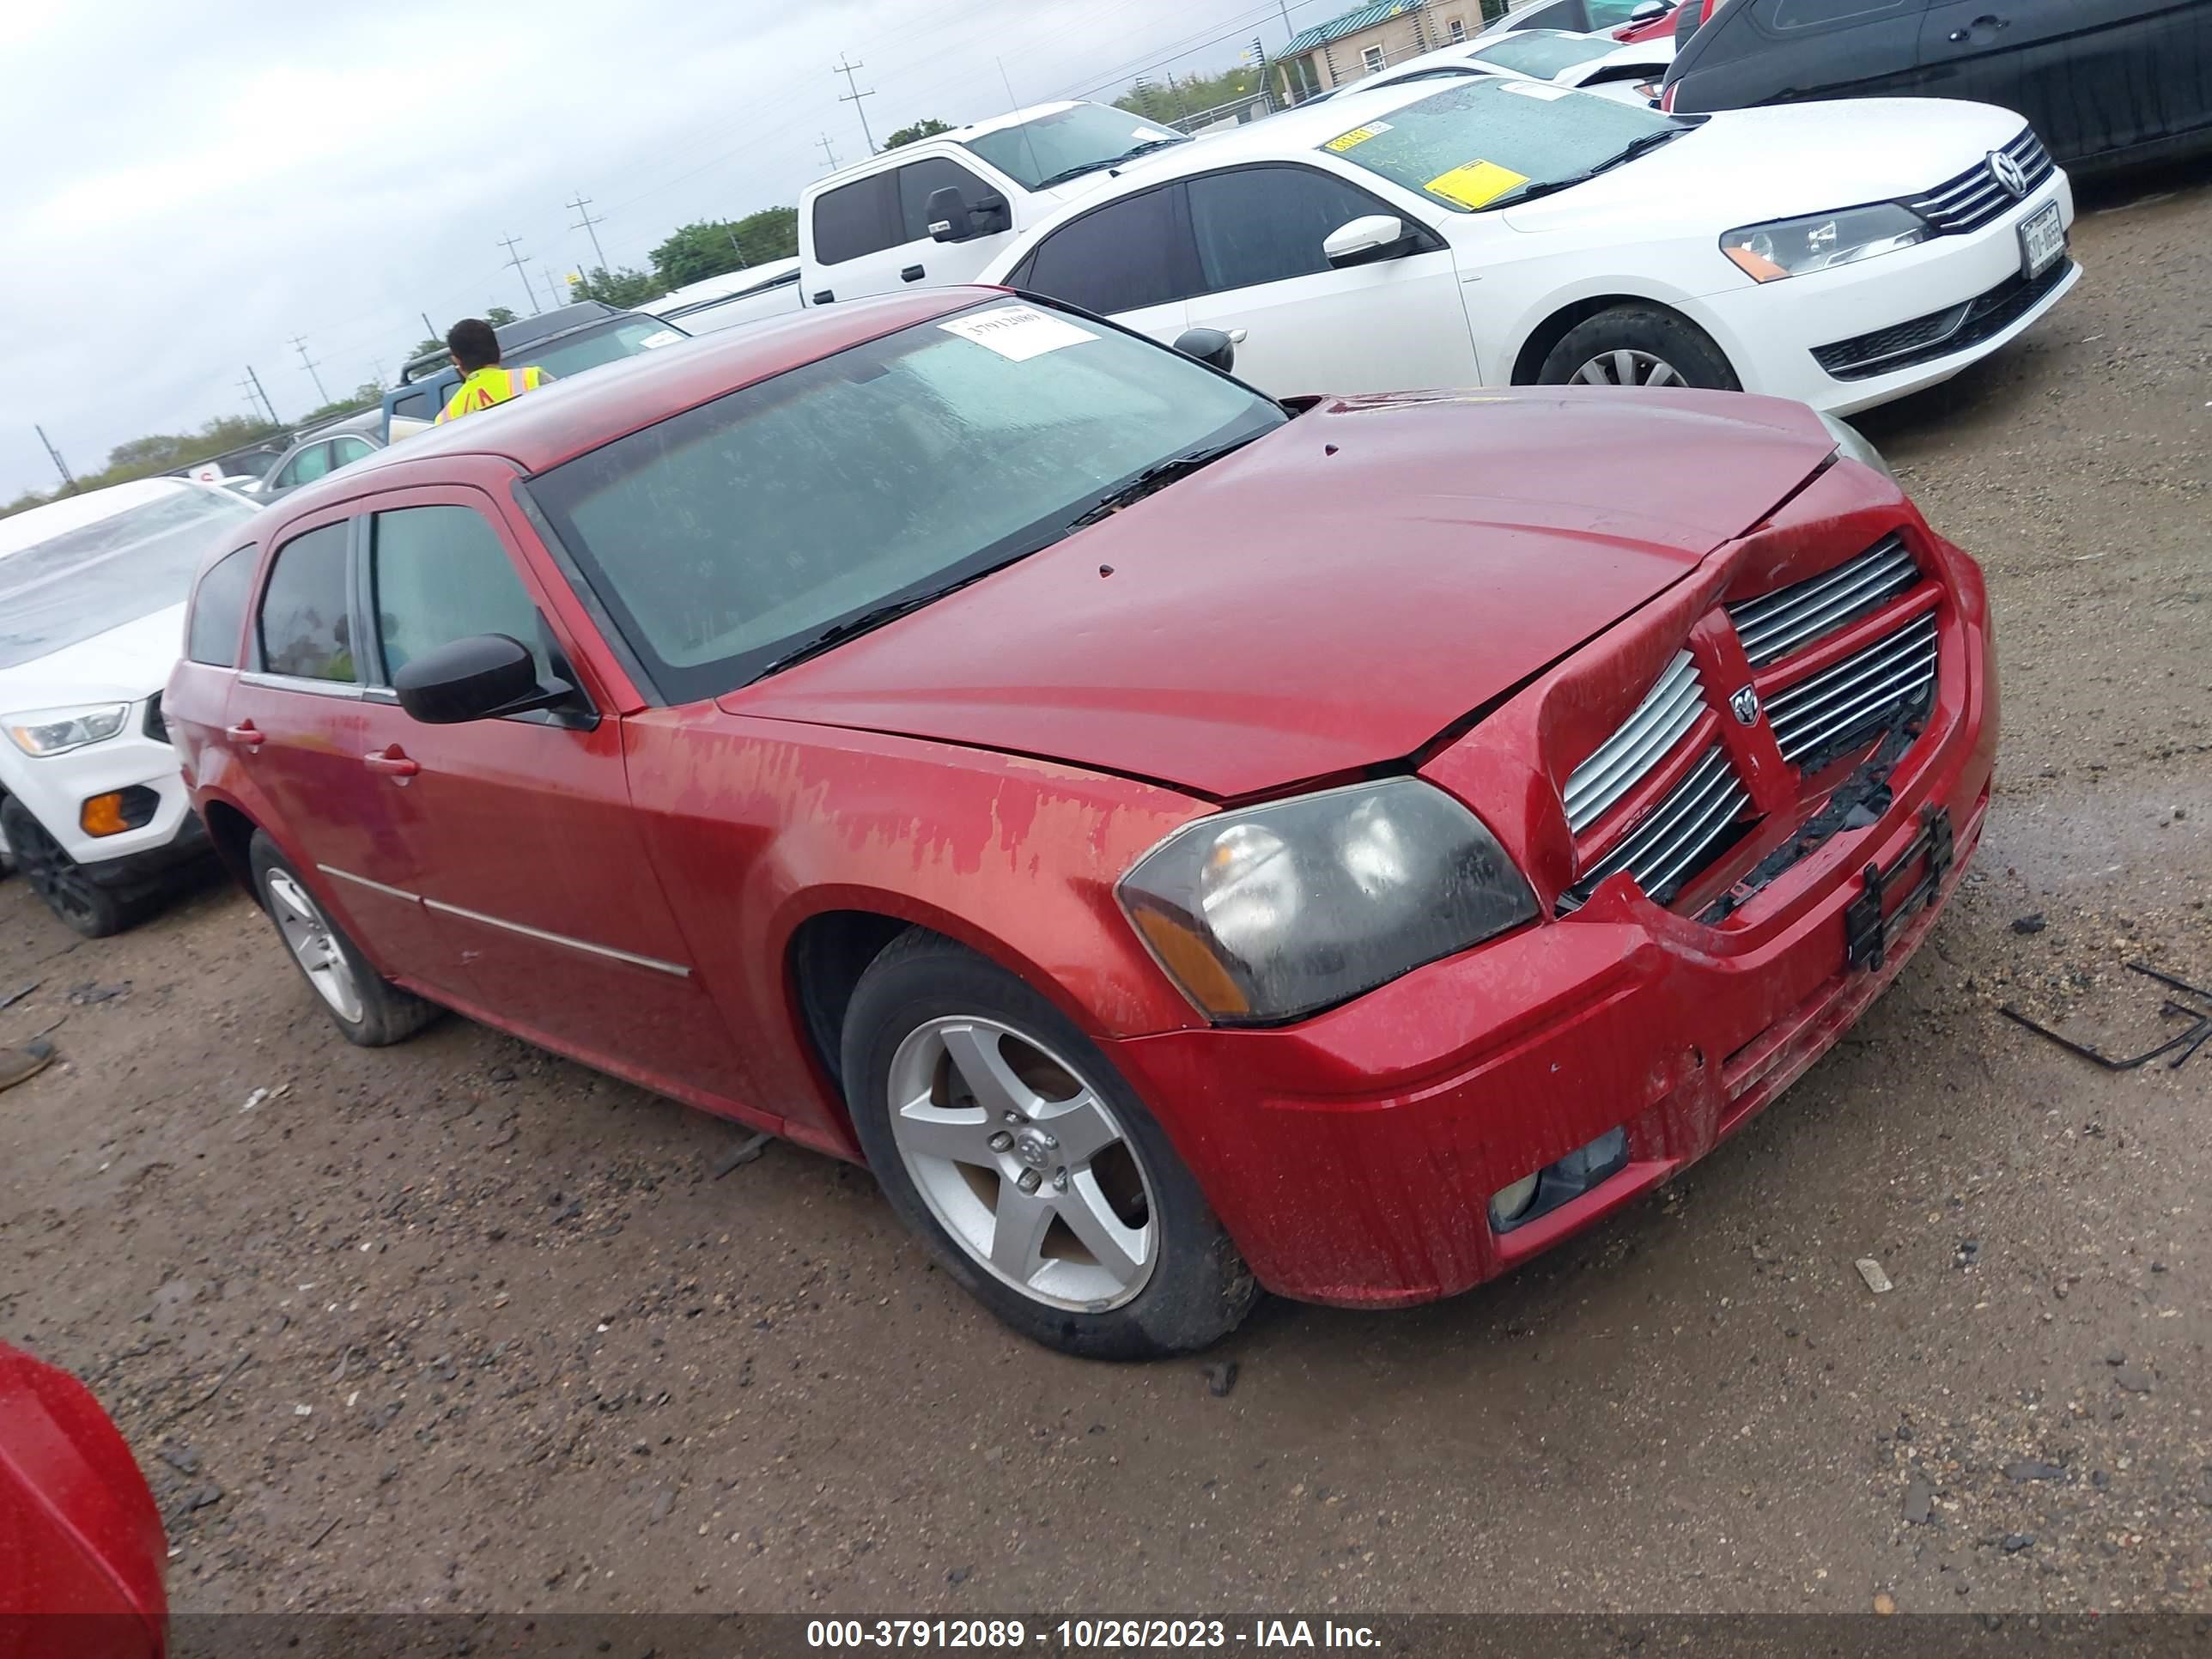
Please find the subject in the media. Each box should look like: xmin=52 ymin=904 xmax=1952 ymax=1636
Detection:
xmin=1729 ymin=685 xmax=1762 ymax=727
xmin=1988 ymin=149 xmax=2029 ymax=198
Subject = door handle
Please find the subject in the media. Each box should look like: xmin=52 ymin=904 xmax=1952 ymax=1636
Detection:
xmin=1950 ymin=13 xmax=2007 ymax=39
xmin=225 ymin=721 xmax=266 ymax=748
xmin=362 ymin=746 xmax=420 ymax=779
xmin=811 ymin=289 xmax=835 ymax=304
xmin=901 ymin=264 xmax=926 ymax=283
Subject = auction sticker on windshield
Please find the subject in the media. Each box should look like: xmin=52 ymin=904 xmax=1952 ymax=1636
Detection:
xmin=1324 ymin=121 xmax=1393 ymax=152
xmin=1500 ymin=82 xmax=1577 ymax=101
xmin=939 ymin=305 xmax=1098 ymax=362
xmin=1424 ymin=160 xmax=1530 ymax=210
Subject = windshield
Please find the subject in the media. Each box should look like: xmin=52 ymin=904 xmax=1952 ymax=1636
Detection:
xmin=1470 ymin=31 xmax=1620 ymax=77
xmin=521 ymin=317 xmax=686 ymax=380
xmin=0 ymin=487 xmax=257 ymax=669
xmin=1322 ymin=76 xmax=1674 ymax=212
xmin=527 ymin=299 xmax=1283 ymax=702
xmin=963 ymin=102 xmax=1187 ymax=189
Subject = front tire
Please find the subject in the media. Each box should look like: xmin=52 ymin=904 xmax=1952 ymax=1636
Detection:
xmin=248 ymin=831 xmax=438 ymax=1047
xmin=0 ymin=797 xmax=140 ymax=939
xmin=1538 ymin=304 xmax=1740 ymax=392
xmin=842 ymin=930 xmax=1255 ymax=1358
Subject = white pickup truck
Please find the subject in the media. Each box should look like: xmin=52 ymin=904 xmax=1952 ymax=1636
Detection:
xmin=796 ymin=101 xmax=1188 ymax=307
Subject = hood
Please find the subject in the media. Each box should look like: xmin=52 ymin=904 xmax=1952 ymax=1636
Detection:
xmin=726 ymin=390 xmax=1836 ymax=798
xmin=0 ymin=606 xmax=183 ymax=710
xmin=1503 ymin=97 xmax=2026 ymax=233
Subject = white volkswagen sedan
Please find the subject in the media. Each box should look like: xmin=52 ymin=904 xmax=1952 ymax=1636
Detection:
xmin=0 ymin=478 xmax=256 ymax=935
xmin=978 ymin=76 xmax=2077 ymax=413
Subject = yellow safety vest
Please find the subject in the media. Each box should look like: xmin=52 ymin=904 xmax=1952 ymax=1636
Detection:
xmin=434 ymin=364 xmax=547 ymax=424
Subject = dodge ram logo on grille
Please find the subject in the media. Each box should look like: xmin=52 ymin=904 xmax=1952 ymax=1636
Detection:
xmin=1988 ymin=149 xmax=2029 ymax=198
xmin=1730 ymin=685 xmax=1762 ymax=726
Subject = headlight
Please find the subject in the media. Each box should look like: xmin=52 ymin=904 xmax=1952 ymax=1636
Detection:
xmin=5 ymin=703 xmax=131 ymax=757
xmin=1721 ymin=204 xmax=1928 ymax=283
xmin=1117 ymin=778 xmax=1537 ymax=1023
xmin=1816 ymin=410 xmax=1895 ymax=481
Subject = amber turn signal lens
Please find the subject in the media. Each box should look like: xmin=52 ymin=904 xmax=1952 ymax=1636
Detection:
xmin=80 ymin=793 xmax=130 ymax=837
xmin=1723 ymin=243 xmax=1790 ymax=283
xmin=1132 ymin=908 xmax=1252 ymax=1018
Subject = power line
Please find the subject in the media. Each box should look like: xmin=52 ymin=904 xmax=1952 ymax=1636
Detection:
xmin=290 ymin=337 xmax=330 ymax=405
xmin=496 ymin=234 xmax=541 ymax=314
xmin=565 ymin=188 xmax=610 ymax=271
xmin=832 ymin=52 xmax=878 ymax=155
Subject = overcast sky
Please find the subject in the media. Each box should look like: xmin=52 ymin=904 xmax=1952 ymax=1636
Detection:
xmin=0 ymin=0 xmax=1330 ymax=500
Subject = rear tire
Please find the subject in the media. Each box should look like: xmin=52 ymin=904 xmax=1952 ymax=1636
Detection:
xmin=0 ymin=797 xmax=141 ymax=939
xmin=842 ymin=930 xmax=1255 ymax=1358
xmin=248 ymin=831 xmax=438 ymax=1047
xmin=1538 ymin=304 xmax=1740 ymax=392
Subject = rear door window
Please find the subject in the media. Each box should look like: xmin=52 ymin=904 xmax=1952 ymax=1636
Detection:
xmin=1765 ymin=0 xmax=1915 ymax=27
xmin=896 ymin=157 xmax=997 ymax=240
xmin=258 ymin=522 xmax=358 ymax=683
xmin=390 ymin=388 xmax=434 ymax=422
xmin=1185 ymin=166 xmax=1408 ymax=295
xmin=331 ymin=435 xmax=376 ymax=465
xmin=811 ymin=173 xmax=902 ymax=264
xmin=186 ymin=545 xmax=257 ymax=667
xmin=370 ymin=505 xmax=549 ymax=683
xmin=1018 ymin=187 xmax=1196 ymax=314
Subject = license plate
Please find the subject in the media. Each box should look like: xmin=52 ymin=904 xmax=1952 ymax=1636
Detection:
xmin=2019 ymin=201 xmax=2065 ymax=280
xmin=1843 ymin=805 xmax=1954 ymax=973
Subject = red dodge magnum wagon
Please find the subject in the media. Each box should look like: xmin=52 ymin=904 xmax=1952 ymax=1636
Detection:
xmin=167 ymin=290 xmax=1995 ymax=1357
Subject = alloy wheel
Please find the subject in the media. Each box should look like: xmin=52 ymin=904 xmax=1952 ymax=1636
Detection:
xmin=264 ymin=870 xmax=365 ymax=1024
xmin=1571 ymin=348 xmax=1688 ymax=388
xmin=886 ymin=1015 xmax=1158 ymax=1311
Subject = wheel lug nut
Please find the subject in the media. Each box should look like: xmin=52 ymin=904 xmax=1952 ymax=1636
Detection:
xmin=988 ymin=1131 xmax=1014 ymax=1152
xmin=1051 ymin=1170 xmax=1069 ymax=1194
xmin=1016 ymin=1169 xmax=1042 ymax=1194
xmin=1001 ymin=1110 xmax=1022 ymax=1124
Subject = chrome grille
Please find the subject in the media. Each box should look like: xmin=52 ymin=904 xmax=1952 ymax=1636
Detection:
xmin=1727 ymin=536 xmax=1918 ymax=666
xmin=1765 ymin=612 xmax=1938 ymax=769
xmin=1558 ymin=744 xmax=1750 ymax=915
xmin=1561 ymin=649 xmax=1705 ymax=836
xmin=1907 ymin=127 xmax=2053 ymax=234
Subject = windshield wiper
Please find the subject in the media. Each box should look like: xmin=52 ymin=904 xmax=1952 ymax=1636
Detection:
xmin=1497 ymin=124 xmax=1693 ymax=207
xmin=1033 ymin=137 xmax=1189 ymax=190
xmin=1064 ymin=437 xmax=1260 ymax=532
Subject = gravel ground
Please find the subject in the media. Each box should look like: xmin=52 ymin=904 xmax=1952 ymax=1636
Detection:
xmin=2 ymin=159 xmax=2208 ymax=1619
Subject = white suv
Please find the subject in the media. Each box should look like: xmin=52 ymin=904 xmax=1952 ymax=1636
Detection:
xmin=0 ymin=478 xmax=257 ymax=935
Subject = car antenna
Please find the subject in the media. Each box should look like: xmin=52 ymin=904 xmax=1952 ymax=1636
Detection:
xmin=998 ymin=57 xmax=1048 ymax=189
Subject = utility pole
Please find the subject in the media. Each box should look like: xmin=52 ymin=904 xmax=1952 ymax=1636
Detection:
xmin=34 ymin=425 xmax=76 ymax=494
xmin=1279 ymin=0 xmax=1297 ymax=44
xmin=290 ymin=337 xmax=330 ymax=405
xmin=727 ymin=228 xmax=750 ymax=269
xmin=831 ymin=53 xmax=877 ymax=154
xmin=421 ymin=311 xmax=440 ymax=344
xmin=245 ymin=364 xmax=279 ymax=424
xmin=816 ymin=131 xmax=842 ymax=171
xmin=496 ymin=233 xmax=541 ymax=313
xmin=542 ymin=261 xmax=564 ymax=307
xmin=565 ymin=188 xmax=610 ymax=271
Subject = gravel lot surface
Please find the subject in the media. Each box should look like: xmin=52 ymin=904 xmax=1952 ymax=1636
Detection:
xmin=2 ymin=159 xmax=2207 ymax=1618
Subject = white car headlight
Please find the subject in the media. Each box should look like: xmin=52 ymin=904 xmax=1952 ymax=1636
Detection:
xmin=1117 ymin=778 xmax=1537 ymax=1024
xmin=1721 ymin=204 xmax=1929 ymax=283
xmin=4 ymin=703 xmax=131 ymax=757
xmin=1817 ymin=410 xmax=1895 ymax=481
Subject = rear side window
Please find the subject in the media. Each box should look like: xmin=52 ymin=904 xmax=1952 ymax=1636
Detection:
xmin=370 ymin=506 xmax=548 ymax=682
xmin=331 ymin=435 xmax=375 ymax=465
xmin=1766 ymin=0 xmax=1908 ymax=27
xmin=811 ymin=173 xmax=902 ymax=264
xmin=258 ymin=523 xmax=357 ymax=683
xmin=897 ymin=158 xmax=996 ymax=240
xmin=391 ymin=389 xmax=433 ymax=421
xmin=186 ymin=545 xmax=257 ymax=667
xmin=1019 ymin=188 xmax=1194 ymax=315
xmin=1186 ymin=167 xmax=1404 ymax=295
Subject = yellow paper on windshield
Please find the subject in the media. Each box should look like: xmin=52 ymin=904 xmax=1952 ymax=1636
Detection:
xmin=1424 ymin=159 xmax=1530 ymax=210
xmin=1323 ymin=120 xmax=1392 ymax=152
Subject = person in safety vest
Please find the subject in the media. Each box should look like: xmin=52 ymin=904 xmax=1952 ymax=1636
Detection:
xmin=434 ymin=318 xmax=553 ymax=424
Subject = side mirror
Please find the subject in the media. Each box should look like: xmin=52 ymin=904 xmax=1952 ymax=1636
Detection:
xmin=1173 ymin=327 xmax=1237 ymax=374
xmin=394 ymin=633 xmax=560 ymax=725
xmin=1323 ymin=215 xmax=1414 ymax=268
xmin=927 ymin=187 xmax=1013 ymax=243
xmin=1629 ymin=0 xmax=1668 ymax=19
